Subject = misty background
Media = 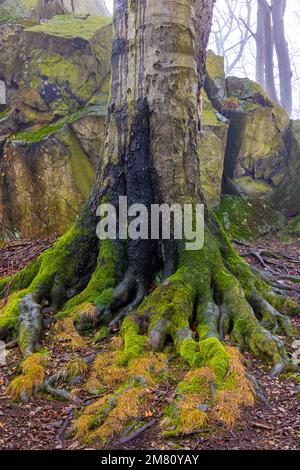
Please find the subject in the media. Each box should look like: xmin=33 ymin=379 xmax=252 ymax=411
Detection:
xmin=104 ymin=0 xmax=300 ymax=118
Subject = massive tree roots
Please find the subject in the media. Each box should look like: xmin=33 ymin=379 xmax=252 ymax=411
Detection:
xmin=0 ymin=216 xmax=299 ymax=445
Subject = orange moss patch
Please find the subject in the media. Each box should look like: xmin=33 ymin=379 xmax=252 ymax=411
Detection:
xmin=88 ymin=387 xmax=149 ymax=445
xmin=85 ymin=351 xmax=127 ymax=394
xmin=162 ymin=367 xmax=215 ymax=435
xmin=179 ymin=405 xmax=208 ymax=434
xmin=213 ymin=346 xmax=255 ymax=427
xmin=65 ymin=357 xmax=88 ymax=379
xmin=76 ymin=395 xmax=109 ymax=438
xmin=162 ymin=348 xmax=255 ymax=435
xmin=7 ymin=352 xmax=47 ymax=399
xmin=128 ymin=353 xmax=168 ymax=386
xmin=86 ymin=348 xmax=168 ymax=395
xmin=109 ymin=336 xmax=124 ymax=351
xmin=52 ymin=317 xmax=85 ymax=350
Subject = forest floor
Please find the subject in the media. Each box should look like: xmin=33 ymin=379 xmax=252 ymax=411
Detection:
xmin=0 ymin=236 xmax=299 ymax=450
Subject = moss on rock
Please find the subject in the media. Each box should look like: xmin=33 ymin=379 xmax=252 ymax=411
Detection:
xmin=215 ymin=195 xmax=281 ymax=241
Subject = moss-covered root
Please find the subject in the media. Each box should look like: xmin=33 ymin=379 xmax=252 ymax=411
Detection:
xmin=7 ymin=352 xmax=48 ymax=403
xmin=75 ymin=346 xmax=168 ymax=446
xmin=74 ymin=341 xmax=254 ymax=444
xmin=162 ymin=347 xmax=255 ymax=436
xmin=214 ymin=271 xmax=292 ymax=377
xmin=123 ymin=230 xmax=298 ymax=378
xmin=18 ymin=295 xmax=43 ymax=357
xmin=0 ymin=220 xmax=117 ymax=355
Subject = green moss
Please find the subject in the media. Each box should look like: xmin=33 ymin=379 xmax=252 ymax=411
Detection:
xmin=206 ymin=52 xmax=225 ymax=83
xmin=117 ymin=317 xmax=147 ymax=366
xmin=62 ymin=239 xmax=117 ymax=313
xmin=234 ymin=177 xmax=273 ymax=196
xmin=215 ymin=195 xmax=281 ymax=241
xmin=0 ymin=221 xmax=94 ymax=331
xmin=202 ymin=90 xmax=226 ymax=127
xmin=61 ymin=128 xmax=94 ymax=199
xmin=264 ymin=292 xmax=300 ymax=317
xmin=25 ymin=15 xmax=111 ymax=40
xmin=0 ymin=13 xmax=16 ymax=22
xmin=0 ymin=289 xmax=30 ymax=330
xmin=0 ymin=108 xmax=9 ymax=123
xmin=9 ymin=106 xmax=106 ymax=145
xmin=277 ymin=215 xmax=300 ymax=242
xmin=226 ymin=76 xmax=273 ymax=108
xmin=93 ymin=326 xmax=109 ymax=343
xmin=180 ymin=338 xmax=230 ymax=382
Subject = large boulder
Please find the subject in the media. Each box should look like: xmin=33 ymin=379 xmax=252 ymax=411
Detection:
xmin=224 ymin=77 xmax=290 ymax=196
xmin=0 ymin=15 xmax=112 ymax=120
xmin=271 ymin=120 xmax=300 ymax=218
xmin=199 ymin=90 xmax=228 ymax=207
xmin=60 ymin=0 xmax=110 ymax=17
xmin=0 ymin=0 xmax=111 ymax=20
xmin=0 ymin=0 xmax=65 ymax=20
xmin=0 ymin=107 xmax=106 ymax=239
xmin=215 ymin=195 xmax=281 ymax=242
xmin=227 ymin=78 xmax=290 ymax=196
xmin=0 ymin=12 xmax=112 ymax=239
xmin=205 ymin=52 xmax=291 ymax=197
xmin=205 ymin=51 xmax=227 ymax=110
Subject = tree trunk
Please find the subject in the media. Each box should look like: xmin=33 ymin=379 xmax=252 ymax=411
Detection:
xmin=0 ymin=0 xmax=298 ymax=442
xmin=256 ymin=0 xmax=265 ymax=88
xmin=258 ymin=0 xmax=279 ymax=104
xmin=271 ymin=0 xmax=292 ymax=115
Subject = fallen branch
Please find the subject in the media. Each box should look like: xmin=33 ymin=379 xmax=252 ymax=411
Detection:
xmin=250 ymin=421 xmax=274 ymax=431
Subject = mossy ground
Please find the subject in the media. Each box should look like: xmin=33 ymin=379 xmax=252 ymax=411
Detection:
xmin=72 ymin=334 xmax=254 ymax=445
xmin=0 ymin=219 xmax=299 ymax=446
xmin=277 ymin=215 xmax=300 ymax=243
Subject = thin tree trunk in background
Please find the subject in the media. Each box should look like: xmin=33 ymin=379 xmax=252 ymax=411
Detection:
xmin=272 ymin=0 xmax=292 ymax=115
xmin=256 ymin=1 xmax=265 ymax=88
xmin=258 ymin=0 xmax=279 ymax=104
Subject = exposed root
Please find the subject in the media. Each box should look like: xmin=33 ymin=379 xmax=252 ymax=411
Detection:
xmin=245 ymin=372 xmax=271 ymax=408
xmin=248 ymin=290 xmax=294 ymax=337
xmin=43 ymin=380 xmax=77 ymax=402
xmin=119 ymin=418 xmax=156 ymax=444
xmin=1 ymin=220 xmax=299 ymax=443
xmin=0 ymin=216 xmax=100 ymax=353
xmin=18 ymin=294 xmax=43 ymax=357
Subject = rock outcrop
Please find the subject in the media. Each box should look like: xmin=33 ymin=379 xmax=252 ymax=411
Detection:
xmin=271 ymin=120 xmax=300 ymax=218
xmin=0 ymin=12 xmax=112 ymax=239
xmin=199 ymin=90 xmax=228 ymax=207
xmin=202 ymin=51 xmax=299 ymax=242
xmin=0 ymin=0 xmax=111 ymax=20
xmin=0 ymin=15 xmax=112 ymax=120
xmin=224 ymin=77 xmax=290 ymax=196
xmin=0 ymin=24 xmax=298 ymax=240
xmin=60 ymin=1 xmax=111 ymax=17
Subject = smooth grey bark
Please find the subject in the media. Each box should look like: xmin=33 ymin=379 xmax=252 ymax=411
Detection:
xmin=271 ymin=0 xmax=292 ymax=115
